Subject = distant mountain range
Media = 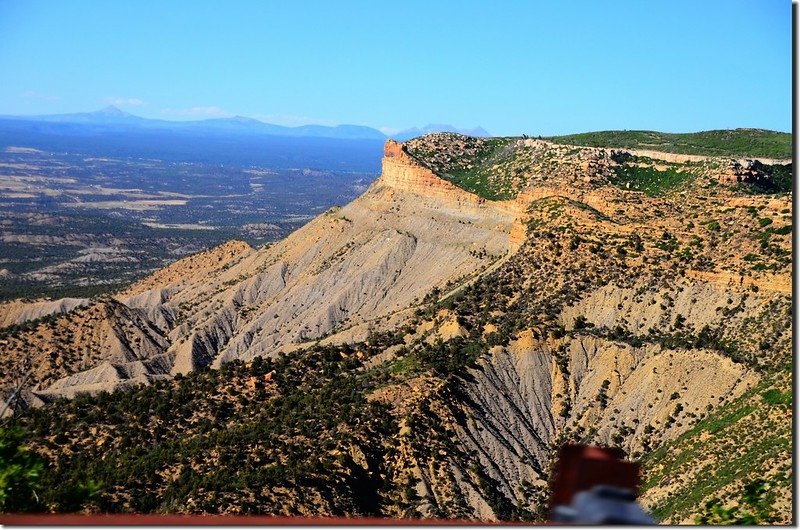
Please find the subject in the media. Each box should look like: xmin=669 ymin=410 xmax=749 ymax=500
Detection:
xmin=0 ymin=106 xmax=490 ymax=141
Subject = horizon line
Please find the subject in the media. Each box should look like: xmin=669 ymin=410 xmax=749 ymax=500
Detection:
xmin=0 ymin=105 xmax=792 ymax=137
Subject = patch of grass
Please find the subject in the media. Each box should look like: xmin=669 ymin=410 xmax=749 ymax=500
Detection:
xmin=761 ymin=388 xmax=792 ymax=406
xmin=701 ymin=403 xmax=756 ymax=435
xmin=387 ymin=353 xmax=422 ymax=375
xmin=439 ymin=139 xmax=520 ymax=200
xmin=641 ymin=379 xmax=791 ymax=523
xmin=696 ymin=480 xmax=778 ymax=524
xmin=609 ymin=163 xmax=695 ymax=196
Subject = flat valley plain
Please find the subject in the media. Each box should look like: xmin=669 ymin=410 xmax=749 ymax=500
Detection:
xmin=0 ymin=132 xmax=382 ymax=301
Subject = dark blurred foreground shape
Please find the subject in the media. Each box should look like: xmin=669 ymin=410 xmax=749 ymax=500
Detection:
xmin=0 ymin=514 xmax=507 ymax=526
xmin=549 ymin=444 xmax=654 ymax=524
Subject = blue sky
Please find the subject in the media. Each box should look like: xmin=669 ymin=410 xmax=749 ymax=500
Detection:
xmin=0 ymin=0 xmax=791 ymax=136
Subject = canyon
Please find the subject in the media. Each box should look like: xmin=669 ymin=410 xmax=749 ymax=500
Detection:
xmin=1 ymin=132 xmax=792 ymax=523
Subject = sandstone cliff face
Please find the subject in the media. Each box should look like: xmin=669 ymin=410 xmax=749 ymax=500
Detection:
xmin=600 ymin=147 xmax=791 ymax=166
xmin=383 ymin=140 xmax=494 ymax=207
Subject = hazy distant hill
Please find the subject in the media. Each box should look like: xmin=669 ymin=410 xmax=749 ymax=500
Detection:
xmin=0 ymin=106 xmax=387 ymax=141
xmin=22 ymin=105 xmax=159 ymax=125
xmin=0 ymin=108 xmax=496 ymax=143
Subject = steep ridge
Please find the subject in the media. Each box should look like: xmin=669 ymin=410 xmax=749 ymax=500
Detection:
xmin=0 ymin=299 xmax=171 ymax=409
xmin=158 ymin=140 xmax=520 ymax=376
xmin=1 ymin=139 xmax=522 ymax=400
xmin=0 ymin=297 xmax=89 ymax=328
xmin=122 ymin=240 xmax=254 ymax=297
xmin=397 ymin=338 xmax=753 ymax=519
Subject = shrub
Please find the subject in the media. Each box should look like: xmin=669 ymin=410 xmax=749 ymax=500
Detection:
xmin=573 ymin=315 xmax=593 ymax=330
xmin=761 ymin=389 xmax=791 ymax=406
xmin=695 ymin=480 xmax=775 ymax=524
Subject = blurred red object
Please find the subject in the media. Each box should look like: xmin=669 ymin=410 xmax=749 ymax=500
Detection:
xmin=549 ymin=444 xmax=640 ymax=509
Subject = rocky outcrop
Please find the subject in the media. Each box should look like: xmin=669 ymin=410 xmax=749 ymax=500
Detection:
xmin=599 ymin=147 xmax=790 ymax=166
xmin=717 ymin=159 xmax=787 ymax=186
xmin=380 ymin=140 xmax=477 ymax=203
xmin=380 ymin=140 xmax=522 ymax=217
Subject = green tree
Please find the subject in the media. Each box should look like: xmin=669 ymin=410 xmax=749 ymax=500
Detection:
xmin=0 ymin=427 xmax=44 ymax=512
xmin=695 ymin=480 xmax=774 ymax=524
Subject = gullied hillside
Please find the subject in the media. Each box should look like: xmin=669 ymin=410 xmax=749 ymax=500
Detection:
xmin=2 ymin=132 xmax=793 ymax=523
